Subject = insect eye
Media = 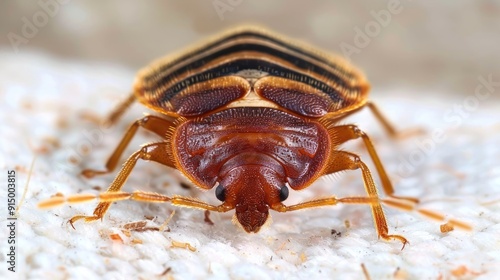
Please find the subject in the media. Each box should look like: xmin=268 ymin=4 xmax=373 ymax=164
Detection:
xmin=279 ymin=186 xmax=289 ymax=201
xmin=215 ymin=185 xmax=226 ymax=201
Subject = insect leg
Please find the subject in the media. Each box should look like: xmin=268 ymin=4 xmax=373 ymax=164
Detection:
xmin=365 ymin=101 xmax=424 ymax=139
xmin=66 ymin=141 xmax=176 ymax=226
xmin=325 ymin=124 xmax=418 ymax=203
xmin=82 ymin=115 xmax=177 ymax=178
xmin=321 ymin=101 xmax=423 ymax=139
xmin=272 ymin=194 xmax=409 ymax=248
xmin=321 ymin=150 xmax=407 ymax=246
xmin=104 ymin=92 xmax=137 ymax=126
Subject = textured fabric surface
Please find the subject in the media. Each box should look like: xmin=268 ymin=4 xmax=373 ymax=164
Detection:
xmin=1 ymin=53 xmax=499 ymax=280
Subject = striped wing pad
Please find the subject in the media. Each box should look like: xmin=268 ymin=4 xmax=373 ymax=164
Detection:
xmin=134 ymin=26 xmax=370 ymax=117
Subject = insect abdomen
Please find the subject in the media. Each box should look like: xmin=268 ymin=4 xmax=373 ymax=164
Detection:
xmin=134 ymin=27 xmax=370 ymax=117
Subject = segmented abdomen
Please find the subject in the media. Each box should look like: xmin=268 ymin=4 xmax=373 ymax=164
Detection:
xmin=134 ymin=27 xmax=369 ymax=117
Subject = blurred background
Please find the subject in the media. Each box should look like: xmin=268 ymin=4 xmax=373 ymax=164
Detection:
xmin=2 ymin=2 xmax=499 ymax=279
xmin=1 ymin=0 xmax=499 ymax=99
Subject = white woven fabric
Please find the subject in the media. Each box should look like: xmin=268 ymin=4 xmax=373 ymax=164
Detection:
xmin=1 ymin=52 xmax=499 ymax=280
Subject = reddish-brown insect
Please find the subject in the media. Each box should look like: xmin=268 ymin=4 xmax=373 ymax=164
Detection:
xmin=39 ymin=26 xmax=469 ymax=247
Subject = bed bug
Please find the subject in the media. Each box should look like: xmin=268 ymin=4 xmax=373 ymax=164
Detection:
xmin=39 ymin=26 xmax=467 ymax=247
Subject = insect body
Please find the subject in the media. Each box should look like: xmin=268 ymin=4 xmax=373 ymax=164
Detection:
xmin=40 ymin=26 xmax=447 ymax=246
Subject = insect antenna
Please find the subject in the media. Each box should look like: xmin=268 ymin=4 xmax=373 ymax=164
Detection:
xmin=380 ymin=197 xmax=472 ymax=231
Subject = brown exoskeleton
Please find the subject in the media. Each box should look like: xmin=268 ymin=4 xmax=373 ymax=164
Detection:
xmin=39 ymin=26 xmax=470 ymax=248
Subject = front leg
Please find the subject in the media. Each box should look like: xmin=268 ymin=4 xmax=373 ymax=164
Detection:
xmin=285 ymin=150 xmax=409 ymax=247
xmin=82 ymin=115 xmax=177 ymax=178
xmin=323 ymin=123 xmax=418 ymax=203
xmin=271 ymin=194 xmax=408 ymax=249
xmin=65 ymin=142 xmax=174 ymax=226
